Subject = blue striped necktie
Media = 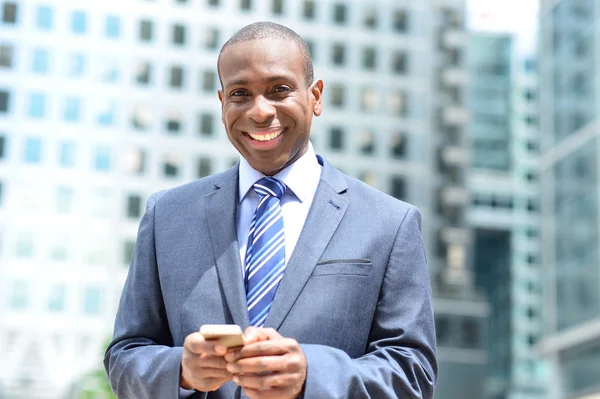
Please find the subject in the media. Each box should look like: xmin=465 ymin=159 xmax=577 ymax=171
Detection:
xmin=245 ymin=177 xmax=287 ymax=327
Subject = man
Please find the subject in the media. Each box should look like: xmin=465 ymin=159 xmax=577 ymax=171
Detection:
xmin=105 ymin=21 xmax=437 ymax=398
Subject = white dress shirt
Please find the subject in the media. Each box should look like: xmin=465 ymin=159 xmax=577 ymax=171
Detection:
xmin=237 ymin=143 xmax=322 ymax=274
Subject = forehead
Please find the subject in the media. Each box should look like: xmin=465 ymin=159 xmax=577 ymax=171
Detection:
xmin=219 ymin=39 xmax=304 ymax=86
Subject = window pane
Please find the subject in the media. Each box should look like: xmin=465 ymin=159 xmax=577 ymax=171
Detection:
xmin=392 ymin=51 xmax=408 ymax=74
xmin=56 ymin=187 xmax=74 ymax=213
xmin=203 ymin=27 xmax=220 ymax=49
xmin=358 ymin=129 xmax=375 ymax=154
xmin=361 ymin=87 xmax=378 ymax=112
xmin=71 ymin=11 xmax=87 ymax=34
xmin=48 ymin=284 xmax=65 ymax=312
xmin=170 ymin=66 xmax=184 ymax=88
xmin=93 ymin=147 xmax=111 ymax=171
xmin=2 ymin=2 xmax=18 ymax=24
xmin=393 ymin=10 xmax=408 ymax=33
xmin=333 ymin=3 xmax=346 ymax=24
xmin=67 ymin=52 xmax=86 ymax=77
xmin=139 ymin=20 xmax=153 ymax=41
xmin=329 ymin=126 xmax=344 ymax=150
xmin=123 ymin=240 xmax=135 ymax=264
xmin=124 ymin=148 xmax=146 ymax=174
xmin=135 ymin=61 xmax=152 ymax=84
xmin=11 ymin=281 xmax=29 ymax=311
xmin=105 ymin=15 xmax=121 ymax=38
xmin=32 ymin=48 xmax=50 ymax=73
xmin=0 ymin=90 xmax=9 ymax=113
xmin=166 ymin=112 xmax=182 ymax=134
xmin=36 ymin=6 xmax=52 ymax=30
xmin=332 ymin=44 xmax=345 ymax=66
xmin=173 ymin=24 xmax=186 ymax=45
xmin=199 ymin=113 xmax=213 ymax=136
xmin=59 ymin=141 xmax=76 ymax=167
xmin=330 ymin=84 xmax=344 ymax=108
xmin=0 ymin=135 xmax=6 ymax=159
xmin=272 ymin=0 xmax=283 ymax=15
xmin=390 ymin=176 xmax=405 ymax=200
xmin=391 ymin=133 xmax=407 ymax=158
xmin=132 ymin=106 xmax=152 ymax=130
xmin=202 ymin=70 xmax=216 ymax=92
xmin=0 ymin=44 xmax=13 ymax=67
xmin=303 ymin=0 xmax=315 ymax=19
xmin=83 ymin=287 xmax=103 ymax=315
xmin=164 ymin=156 xmax=180 ymax=177
xmin=363 ymin=47 xmax=376 ymax=70
xmin=28 ymin=93 xmax=46 ymax=118
xmin=364 ymin=7 xmax=377 ymax=28
xmin=24 ymin=138 xmax=42 ymax=163
xmin=197 ymin=157 xmax=212 ymax=178
xmin=16 ymin=233 xmax=34 ymax=258
xmin=240 ymin=0 xmax=251 ymax=11
xmin=390 ymin=91 xmax=409 ymax=117
xmin=127 ymin=194 xmax=142 ymax=218
xmin=64 ymin=97 xmax=81 ymax=122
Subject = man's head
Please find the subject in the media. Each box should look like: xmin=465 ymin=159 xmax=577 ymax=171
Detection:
xmin=217 ymin=22 xmax=323 ymax=176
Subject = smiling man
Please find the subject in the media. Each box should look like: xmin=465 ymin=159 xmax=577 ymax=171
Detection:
xmin=105 ymin=22 xmax=437 ymax=399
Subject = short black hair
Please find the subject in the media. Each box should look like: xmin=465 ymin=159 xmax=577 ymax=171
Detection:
xmin=217 ymin=21 xmax=314 ymax=88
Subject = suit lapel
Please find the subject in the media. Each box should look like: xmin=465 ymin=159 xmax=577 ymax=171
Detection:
xmin=265 ymin=158 xmax=349 ymax=330
xmin=205 ymin=166 xmax=250 ymax=330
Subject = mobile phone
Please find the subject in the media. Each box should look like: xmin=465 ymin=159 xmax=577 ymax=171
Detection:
xmin=200 ymin=324 xmax=244 ymax=349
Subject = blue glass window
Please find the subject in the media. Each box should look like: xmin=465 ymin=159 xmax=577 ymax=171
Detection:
xmin=71 ymin=11 xmax=87 ymax=34
xmin=97 ymin=102 xmax=116 ymax=126
xmin=105 ymin=15 xmax=121 ymax=38
xmin=59 ymin=141 xmax=76 ymax=167
xmin=28 ymin=92 xmax=46 ymax=118
xmin=24 ymin=137 xmax=42 ymax=163
xmin=68 ymin=53 xmax=85 ymax=76
xmin=94 ymin=146 xmax=111 ymax=171
xmin=32 ymin=48 xmax=50 ymax=73
xmin=64 ymin=97 xmax=81 ymax=122
xmin=11 ymin=281 xmax=29 ymax=310
xmin=36 ymin=6 xmax=53 ymax=30
xmin=83 ymin=286 xmax=102 ymax=315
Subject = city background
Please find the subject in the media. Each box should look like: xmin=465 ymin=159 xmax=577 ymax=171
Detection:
xmin=0 ymin=0 xmax=598 ymax=398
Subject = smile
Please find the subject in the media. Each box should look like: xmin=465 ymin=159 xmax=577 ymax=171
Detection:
xmin=246 ymin=129 xmax=284 ymax=142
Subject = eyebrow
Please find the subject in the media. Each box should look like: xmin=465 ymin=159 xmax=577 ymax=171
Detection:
xmin=224 ymin=75 xmax=295 ymax=88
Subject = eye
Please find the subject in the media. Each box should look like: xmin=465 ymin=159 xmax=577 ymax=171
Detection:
xmin=230 ymin=89 xmax=249 ymax=97
xmin=273 ymin=85 xmax=291 ymax=94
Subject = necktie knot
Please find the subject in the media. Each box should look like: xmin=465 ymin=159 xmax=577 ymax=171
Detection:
xmin=253 ymin=177 xmax=286 ymax=200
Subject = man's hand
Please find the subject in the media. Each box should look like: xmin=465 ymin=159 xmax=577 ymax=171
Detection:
xmin=225 ymin=327 xmax=307 ymax=399
xmin=181 ymin=332 xmax=233 ymax=392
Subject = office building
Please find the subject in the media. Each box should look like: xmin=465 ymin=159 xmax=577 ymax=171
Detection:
xmin=539 ymin=0 xmax=600 ymax=398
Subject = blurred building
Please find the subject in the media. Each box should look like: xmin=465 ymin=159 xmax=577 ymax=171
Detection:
xmin=0 ymin=0 xmax=485 ymax=397
xmin=539 ymin=0 xmax=600 ymax=398
xmin=467 ymin=31 xmax=546 ymax=399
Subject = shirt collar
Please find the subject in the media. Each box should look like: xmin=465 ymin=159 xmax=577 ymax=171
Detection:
xmin=238 ymin=142 xmax=322 ymax=203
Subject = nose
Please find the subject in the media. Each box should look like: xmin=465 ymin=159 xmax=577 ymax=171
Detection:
xmin=247 ymin=95 xmax=276 ymax=124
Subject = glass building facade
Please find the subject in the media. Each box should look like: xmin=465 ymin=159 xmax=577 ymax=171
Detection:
xmin=540 ymin=0 xmax=600 ymax=398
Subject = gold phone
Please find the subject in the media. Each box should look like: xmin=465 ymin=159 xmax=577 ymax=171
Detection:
xmin=200 ymin=324 xmax=244 ymax=349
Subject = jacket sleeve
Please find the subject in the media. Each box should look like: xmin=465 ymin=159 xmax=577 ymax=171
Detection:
xmin=300 ymin=206 xmax=437 ymax=398
xmin=103 ymin=193 xmax=207 ymax=399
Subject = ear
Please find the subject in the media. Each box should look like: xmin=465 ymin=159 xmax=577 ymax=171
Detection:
xmin=310 ymin=79 xmax=324 ymax=117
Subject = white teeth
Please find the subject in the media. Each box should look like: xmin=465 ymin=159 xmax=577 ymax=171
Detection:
xmin=248 ymin=130 xmax=283 ymax=141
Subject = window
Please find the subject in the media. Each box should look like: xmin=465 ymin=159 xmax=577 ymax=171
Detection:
xmin=123 ymin=239 xmax=135 ymax=264
xmin=139 ymin=20 xmax=153 ymax=42
xmin=0 ymin=44 xmax=13 ymax=67
xmin=0 ymin=90 xmax=9 ymax=112
xmin=105 ymin=15 xmax=121 ymax=38
xmin=332 ymin=44 xmax=345 ymax=66
xmin=362 ymin=47 xmax=376 ymax=70
xmin=363 ymin=7 xmax=377 ymax=28
xmin=392 ymin=51 xmax=408 ymax=74
xmin=272 ymin=0 xmax=283 ymax=15
xmin=393 ymin=10 xmax=408 ymax=33
xmin=524 ymin=90 xmax=536 ymax=101
xmin=124 ymin=148 xmax=146 ymax=174
xmin=64 ymin=97 xmax=81 ymax=122
xmin=0 ymin=135 xmax=5 ymax=159
xmin=170 ymin=66 xmax=184 ymax=88
xmin=166 ymin=112 xmax=182 ymax=134
xmin=303 ymin=0 xmax=315 ymax=19
xmin=59 ymin=141 xmax=76 ymax=167
xmin=240 ymin=0 xmax=251 ymax=11
xmin=391 ymin=133 xmax=407 ymax=158
xmin=333 ymin=3 xmax=346 ymax=23
xmin=16 ymin=233 xmax=34 ymax=258
xmin=330 ymin=84 xmax=344 ymax=108
xmin=91 ymin=189 xmax=111 ymax=218
xmin=71 ymin=11 xmax=87 ymax=34
xmin=132 ymin=106 xmax=151 ymax=130
xmin=2 ymin=2 xmax=17 ymax=24
xmin=93 ymin=147 xmax=111 ymax=171
xmin=199 ymin=113 xmax=214 ymax=136
xmin=0 ymin=181 xmax=3 ymax=206
xmin=11 ymin=281 xmax=28 ymax=311
xmin=197 ymin=157 xmax=212 ymax=178
xmin=56 ymin=187 xmax=73 ymax=213
xmin=127 ymin=194 xmax=142 ymax=218
xmin=100 ymin=58 xmax=119 ymax=83
xmin=329 ymin=126 xmax=344 ymax=150
xmin=36 ymin=6 xmax=52 ymax=30
xmin=172 ymin=24 xmax=186 ymax=45
xmin=135 ymin=61 xmax=152 ymax=84
xmin=48 ymin=284 xmax=65 ymax=312
xmin=67 ymin=52 xmax=85 ymax=77
xmin=28 ymin=92 xmax=46 ymax=118
xmin=24 ymin=138 xmax=42 ymax=163
xmin=83 ymin=286 xmax=102 ymax=315
xmin=97 ymin=100 xmax=116 ymax=126
xmin=358 ymin=129 xmax=375 ymax=155
xmin=163 ymin=156 xmax=180 ymax=177
xmin=32 ymin=48 xmax=50 ymax=74
xmin=203 ymin=27 xmax=220 ymax=49
xmin=390 ymin=176 xmax=405 ymax=200
xmin=202 ymin=70 xmax=216 ymax=92
xmin=390 ymin=91 xmax=408 ymax=117
xmin=461 ymin=318 xmax=480 ymax=348
xmin=360 ymin=87 xmax=378 ymax=112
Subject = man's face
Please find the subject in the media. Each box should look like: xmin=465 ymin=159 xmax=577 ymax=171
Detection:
xmin=218 ymin=39 xmax=323 ymax=176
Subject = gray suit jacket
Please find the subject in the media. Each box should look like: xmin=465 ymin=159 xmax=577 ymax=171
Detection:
xmin=104 ymin=155 xmax=437 ymax=398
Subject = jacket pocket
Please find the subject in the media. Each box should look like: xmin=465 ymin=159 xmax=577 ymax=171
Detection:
xmin=312 ymin=261 xmax=372 ymax=276
xmin=316 ymin=258 xmax=371 ymax=266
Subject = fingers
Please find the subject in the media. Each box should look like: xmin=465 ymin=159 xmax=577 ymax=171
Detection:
xmin=243 ymin=327 xmax=282 ymax=345
xmin=226 ymin=338 xmax=297 ymax=363
xmin=184 ymin=332 xmax=227 ymax=356
xmin=233 ymin=371 xmax=297 ymax=389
